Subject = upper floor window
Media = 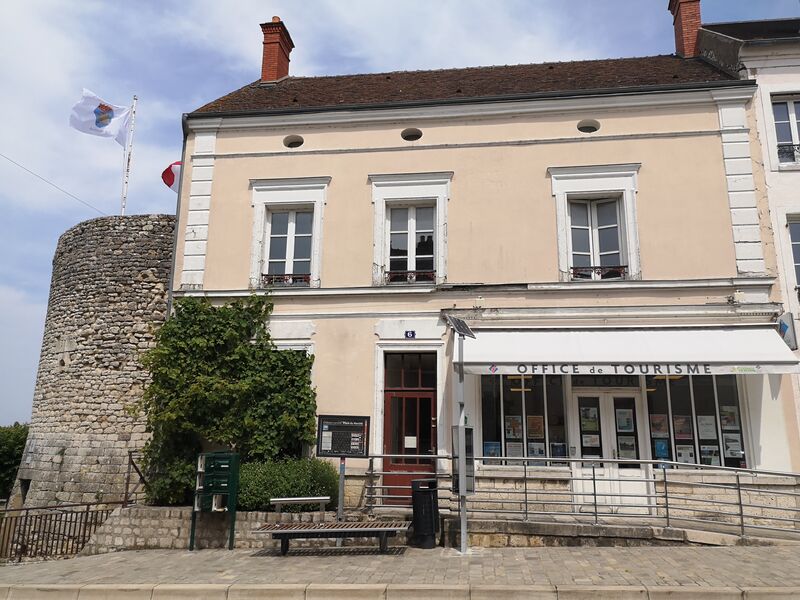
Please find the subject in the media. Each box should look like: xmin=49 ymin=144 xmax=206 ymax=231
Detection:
xmin=549 ymin=164 xmax=641 ymax=282
xmin=265 ymin=210 xmax=313 ymax=286
xmin=568 ymin=199 xmax=626 ymax=280
xmin=773 ymin=99 xmax=800 ymax=164
xmin=369 ymin=172 xmax=452 ymax=286
xmin=388 ymin=206 xmax=435 ymax=284
xmin=788 ymin=218 xmax=800 ymax=286
xmin=249 ymin=177 xmax=329 ymax=289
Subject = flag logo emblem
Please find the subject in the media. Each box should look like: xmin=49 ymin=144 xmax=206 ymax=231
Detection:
xmin=94 ymin=103 xmax=114 ymax=128
xmin=489 ymin=364 xmax=498 ymax=374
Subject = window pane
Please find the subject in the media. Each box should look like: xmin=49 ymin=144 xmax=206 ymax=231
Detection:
xmin=546 ymin=376 xmax=566 ymax=452
xmin=596 ymin=201 xmax=618 ymax=227
xmin=267 ymin=261 xmax=285 ymax=275
xmin=294 ymin=235 xmax=312 ymax=260
xmin=421 ymin=353 xmax=436 ymax=388
xmin=646 ymin=376 xmax=672 ymax=462
xmin=390 ymin=258 xmax=408 ymax=272
xmin=569 ymin=202 xmax=589 ymax=227
xmin=572 ymin=253 xmax=591 ymax=268
xmin=776 ymin=122 xmax=794 ymax=144
xmin=416 ymin=233 xmax=434 ymax=256
xmin=390 ymin=233 xmax=408 ymax=256
xmin=789 ymin=222 xmax=800 ymax=243
xmin=481 ymin=376 xmax=502 ymax=457
xmin=268 ymin=236 xmax=287 ymax=260
xmin=600 ymin=252 xmax=621 ymax=266
xmin=670 ymin=377 xmax=695 ymax=464
xmin=598 ymin=226 xmax=620 ymax=253
xmin=571 ymin=228 xmax=590 ymax=253
xmin=293 ymin=260 xmax=311 ymax=275
xmin=793 ymin=243 xmax=800 ymax=265
xmin=271 ymin=212 xmax=289 ymax=235
xmin=773 ymin=102 xmax=790 ymax=122
xmin=416 ymin=207 xmax=435 ymax=231
xmin=390 ymin=208 xmax=408 ymax=232
xmin=386 ymin=354 xmax=403 ymax=388
xmin=295 ymin=211 xmax=313 ymax=235
xmin=796 ymin=264 xmax=800 ymax=285
xmin=416 ymin=257 xmax=434 ymax=271
xmin=716 ymin=375 xmax=746 ymax=468
xmin=403 ymin=353 xmax=421 ymax=387
xmin=503 ymin=376 xmax=525 ymax=457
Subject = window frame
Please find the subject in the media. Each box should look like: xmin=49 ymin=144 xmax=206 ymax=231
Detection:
xmin=249 ymin=176 xmax=329 ymax=289
xmin=386 ymin=203 xmax=436 ymax=284
xmin=567 ymin=197 xmax=626 ymax=281
xmin=549 ymin=164 xmax=641 ymax=281
xmin=369 ymin=172 xmax=452 ymax=286
xmin=787 ymin=216 xmax=800 ymax=288
xmin=772 ymin=97 xmax=800 ymax=164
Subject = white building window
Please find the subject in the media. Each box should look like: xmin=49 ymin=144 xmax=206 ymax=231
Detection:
xmin=548 ymin=164 xmax=641 ymax=281
xmin=369 ymin=172 xmax=452 ymax=286
xmin=568 ymin=198 xmax=626 ymax=280
xmin=788 ymin=217 xmax=800 ymax=286
xmin=773 ymin=99 xmax=800 ymax=164
xmin=250 ymin=177 xmax=329 ymax=289
xmin=387 ymin=205 xmax=436 ymax=284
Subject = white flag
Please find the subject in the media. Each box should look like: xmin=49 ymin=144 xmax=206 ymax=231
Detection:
xmin=69 ymin=89 xmax=131 ymax=147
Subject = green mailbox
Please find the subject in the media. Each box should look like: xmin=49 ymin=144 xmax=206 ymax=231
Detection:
xmin=189 ymin=451 xmax=240 ymax=550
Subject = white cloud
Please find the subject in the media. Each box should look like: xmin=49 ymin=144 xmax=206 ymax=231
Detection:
xmin=0 ymin=285 xmax=46 ymax=425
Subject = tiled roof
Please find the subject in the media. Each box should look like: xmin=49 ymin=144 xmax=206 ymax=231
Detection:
xmin=702 ymin=18 xmax=800 ymax=42
xmin=190 ymin=55 xmax=739 ymax=116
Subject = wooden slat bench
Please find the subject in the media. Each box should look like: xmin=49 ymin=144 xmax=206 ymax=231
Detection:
xmin=254 ymin=521 xmax=411 ymax=555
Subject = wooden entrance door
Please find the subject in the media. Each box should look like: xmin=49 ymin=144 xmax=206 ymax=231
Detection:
xmin=383 ymin=391 xmax=437 ymax=504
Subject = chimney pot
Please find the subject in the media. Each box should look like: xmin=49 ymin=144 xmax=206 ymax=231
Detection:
xmin=668 ymin=0 xmax=702 ymax=58
xmin=260 ymin=18 xmax=294 ymax=83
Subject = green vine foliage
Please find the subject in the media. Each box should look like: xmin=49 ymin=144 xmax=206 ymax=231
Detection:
xmin=139 ymin=296 xmax=317 ymax=505
xmin=0 ymin=423 xmax=28 ymax=500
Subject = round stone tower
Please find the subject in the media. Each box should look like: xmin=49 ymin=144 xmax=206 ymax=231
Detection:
xmin=12 ymin=214 xmax=175 ymax=507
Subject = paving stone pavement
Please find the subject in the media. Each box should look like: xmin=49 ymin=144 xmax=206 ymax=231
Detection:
xmin=1 ymin=546 xmax=800 ymax=588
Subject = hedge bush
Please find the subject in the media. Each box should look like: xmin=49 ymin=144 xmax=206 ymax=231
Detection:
xmin=238 ymin=459 xmax=338 ymax=512
xmin=0 ymin=423 xmax=28 ymax=500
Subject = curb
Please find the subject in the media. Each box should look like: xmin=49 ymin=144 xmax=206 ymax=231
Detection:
xmin=3 ymin=584 xmax=800 ymax=599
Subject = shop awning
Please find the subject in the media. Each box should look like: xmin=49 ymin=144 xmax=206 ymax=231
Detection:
xmin=461 ymin=326 xmax=800 ymax=375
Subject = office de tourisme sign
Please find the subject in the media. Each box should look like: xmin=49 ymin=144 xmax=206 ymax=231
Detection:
xmin=473 ymin=363 xmax=771 ymax=376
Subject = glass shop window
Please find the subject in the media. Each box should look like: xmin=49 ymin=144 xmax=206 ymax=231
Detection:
xmin=693 ymin=376 xmax=721 ymax=467
xmin=480 ymin=374 xmax=566 ymax=462
xmin=716 ymin=375 xmax=747 ymax=468
xmin=646 ymin=376 xmax=672 ymax=463
xmin=669 ymin=376 xmax=696 ymax=465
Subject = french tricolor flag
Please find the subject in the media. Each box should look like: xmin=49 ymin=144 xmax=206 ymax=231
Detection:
xmin=161 ymin=161 xmax=181 ymax=193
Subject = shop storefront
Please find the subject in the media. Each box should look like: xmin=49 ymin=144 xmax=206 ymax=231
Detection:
xmin=462 ymin=326 xmax=800 ymax=470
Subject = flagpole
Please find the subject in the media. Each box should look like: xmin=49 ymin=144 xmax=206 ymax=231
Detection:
xmin=120 ymin=95 xmax=137 ymax=215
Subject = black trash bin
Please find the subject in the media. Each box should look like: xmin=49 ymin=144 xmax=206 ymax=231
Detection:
xmin=410 ymin=478 xmax=439 ymax=549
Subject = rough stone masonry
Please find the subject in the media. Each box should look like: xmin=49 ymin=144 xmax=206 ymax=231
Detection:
xmin=10 ymin=215 xmax=175 ymax=507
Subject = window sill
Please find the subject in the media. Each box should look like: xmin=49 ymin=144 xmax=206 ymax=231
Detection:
xmin=778 ymin=163 xmax=800 ymax=172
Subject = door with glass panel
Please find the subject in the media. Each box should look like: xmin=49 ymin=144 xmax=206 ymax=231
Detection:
xmin=573 ymin=391 xmax=651 ymax=514
xmin=382 ymin=353 xmax=437 ymax=505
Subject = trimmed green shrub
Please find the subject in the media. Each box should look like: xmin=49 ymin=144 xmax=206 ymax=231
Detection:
xmin=238 ymin=459 xmax=338 ymax=512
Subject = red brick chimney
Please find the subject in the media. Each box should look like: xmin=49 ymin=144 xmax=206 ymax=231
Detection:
xmin=260 ymin=16 xmax=294 ymax=83
xmin=668 ymin=0 xmax=702 ymax=58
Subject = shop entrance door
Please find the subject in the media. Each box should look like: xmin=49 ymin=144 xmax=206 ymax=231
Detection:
xmin=573 ymin=390 xmax=652 ymax=515
xmin=383 ymin=391 xmax=437 ymax=504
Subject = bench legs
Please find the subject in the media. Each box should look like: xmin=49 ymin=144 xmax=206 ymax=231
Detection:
xmin=280 ymin=537 xmax=289 ymax=556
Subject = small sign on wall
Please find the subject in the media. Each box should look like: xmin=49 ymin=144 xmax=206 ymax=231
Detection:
xmin=404 ymin=330 xmax=416 ymax=339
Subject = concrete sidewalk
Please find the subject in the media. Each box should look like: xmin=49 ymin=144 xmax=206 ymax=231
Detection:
xmin=2 ymin=546 xmax=800 ymax=598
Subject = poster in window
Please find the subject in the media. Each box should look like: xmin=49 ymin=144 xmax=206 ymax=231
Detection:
xmin=617 ymin=436 xmax=637 ymax=459
xmin=504 ymin=415 xmax=523 ymax=439
xmin=615 ymin=408 xmax=635 ymax=433
xmin=723 ymin=433 xmax=743 ymax=458
xmin=700 ymin=445 xmax=721 ymax=466
xmin=649 ymin=414 xmax=669 ymax=438
xmin=676 ymin=444 xmax=696 ymax=464
xmin=483 ymin=441 xmax=501 ymax=458
xmin=720 ymin=406 xmax=740 ymax=431
xmin=580 ymin=406 xmax=599 ymax=432
xmin=697 ymin=415 xmax=718 ymax=440
xmin=582 ymin=434 xmax=600 ymax=448
xmin=550 ymin=442 xmax=567 ymax=458
xmin=526 ymin=415 xmax=545 ymax=439
xmin=673 ymin=415 xmax=693 ymax=440
xmin=506 ymin=441 xmax=524 ymax=458
xmin=527 ymin=441 xmax=546 ymax=457
xmin=654 ymin=438 xmax=671 ymax=459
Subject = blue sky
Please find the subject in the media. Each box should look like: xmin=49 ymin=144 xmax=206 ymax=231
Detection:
xmin=1 ymin=0 xmax=798 ymax=426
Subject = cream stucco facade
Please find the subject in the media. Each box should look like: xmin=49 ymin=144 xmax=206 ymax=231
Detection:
xmin=172 ymin=80 xmax=800 ymax=479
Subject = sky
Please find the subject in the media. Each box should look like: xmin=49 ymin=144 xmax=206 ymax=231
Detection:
xmin=1 ymin=0 xmax=799 ymax=426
